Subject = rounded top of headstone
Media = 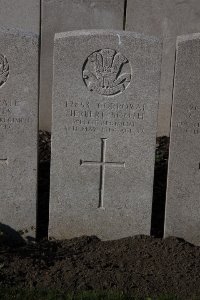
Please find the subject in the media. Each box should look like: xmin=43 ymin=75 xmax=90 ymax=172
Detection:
xmin=54 ymin=29 xmax=161 ymax=45
xmin=176 ymin=33 xmax=200 ymax=46
xmin=0 ymin=26 xmax=38 ymax=41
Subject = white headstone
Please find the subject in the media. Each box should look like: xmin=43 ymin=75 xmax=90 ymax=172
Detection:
xmin=165 ymin=33 xmax=200 ymax=246
xmin=49 ymin=30 xmax=161 ymax=240
xmin=0 ymin=27 xmax=38 ymax=239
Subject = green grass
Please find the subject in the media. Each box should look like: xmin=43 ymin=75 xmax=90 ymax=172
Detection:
xmin=0 ymin=289 xmax=187 ymax=300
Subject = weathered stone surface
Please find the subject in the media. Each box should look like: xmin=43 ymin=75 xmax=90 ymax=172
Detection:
xmin=40 ymin=0 xmax=125 ymax=131
xmin=0 ymin=27 xmax=38 ymax=239
xmin=49 ymin=30 xmax=161 ymax=240
xmin=165 ymin=33 xmax=200 ymax=246
xmin=0 ymin=0 xmax=40 ymax=34
xmin=126 ymin=0 xmax=200 ymax=136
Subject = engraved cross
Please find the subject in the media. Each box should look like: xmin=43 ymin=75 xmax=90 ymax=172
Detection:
xmin=80 ymin=138 xmax=125 ymax=209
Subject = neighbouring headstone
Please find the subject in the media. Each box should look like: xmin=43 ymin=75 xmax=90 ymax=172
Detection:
xmin=49 ymin=30 xmax=161 ymax=240
xmin=0 ymin=0 xmax=40 ymax=34
xmin=126 ymin=0 xmax=200 ymax=136
xmin=0 ymin=27 xmax=38 ymax=239
xmin=165 ymin=33 xmax=200 ymax=246
xmin=40 ymin=0 xmax=125 ymax=132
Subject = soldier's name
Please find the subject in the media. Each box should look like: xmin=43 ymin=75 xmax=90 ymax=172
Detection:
xmin=66 ymin=100 xmax=146 ymax=112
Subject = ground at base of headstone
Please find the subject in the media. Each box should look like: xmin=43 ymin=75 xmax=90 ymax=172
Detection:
xmin=0 ymin=235 xmax=200 ymax=299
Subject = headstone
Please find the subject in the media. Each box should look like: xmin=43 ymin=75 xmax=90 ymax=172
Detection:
xmin=0 ymin=27 xmax=38 ymax=239
xmin=165 ymin=33 xmax=200 ymax=246
xmin=40 ymin=0 xmax=125 ymax=131
xmin=126 ymin=0 xmax=200 ymax=136
xmin=49 ymin=30 xmax=161 ymax=240
xmin=0 ymin=0 xmax=40 ymax=34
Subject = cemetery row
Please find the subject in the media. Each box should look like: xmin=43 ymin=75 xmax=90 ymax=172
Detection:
xmin=0 ymin=25 xmax=199 ymax=246
xmin=1 ymin=0 xmax=200 ymax=137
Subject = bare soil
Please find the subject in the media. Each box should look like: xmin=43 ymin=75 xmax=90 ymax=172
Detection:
xmin=0 ymin=236 xmax=200 ymax=299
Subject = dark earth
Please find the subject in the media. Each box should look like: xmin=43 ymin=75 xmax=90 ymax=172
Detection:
xmin=0 ymin=133 xmax=199 ymax=299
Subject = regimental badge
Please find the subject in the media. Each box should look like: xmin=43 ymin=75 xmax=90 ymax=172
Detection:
xmin=83 ymin=49 xmax=131 ymax=96
xmin=0 ymin=54 xmax=9 ymax=88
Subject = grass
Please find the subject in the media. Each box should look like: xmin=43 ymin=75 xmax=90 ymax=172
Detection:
xmin=0 ymin=289 xmax=186 ymax=300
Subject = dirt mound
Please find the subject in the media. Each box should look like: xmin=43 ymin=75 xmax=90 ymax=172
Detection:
xmin=0 ymin=235 xmax=199 ymax=299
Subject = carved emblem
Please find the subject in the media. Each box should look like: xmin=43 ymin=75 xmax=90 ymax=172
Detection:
xmin=83 ymin=49 xmax=131 ymax=96
xmin=0 ymin=54 xmax=9 ymax=88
